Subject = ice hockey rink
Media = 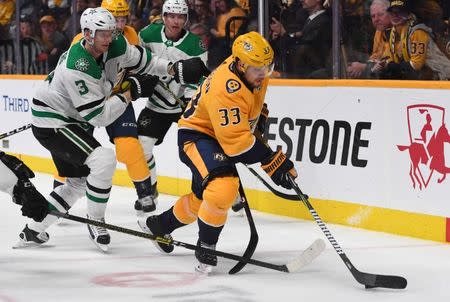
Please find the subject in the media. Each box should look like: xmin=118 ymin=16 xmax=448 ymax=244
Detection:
xmin=0 ymin=173 xmax=449 ymax=302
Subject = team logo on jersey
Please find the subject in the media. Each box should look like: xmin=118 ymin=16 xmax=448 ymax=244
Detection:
xmin=213 ymin=152 xmax=228 ymax=162
xmin=75 ymin=58 xmax=90 ymax=72
xmin=226 ymin=79 xmax=241 ymax=93
xmin=165 ymin=40 xmax=173 ymax=47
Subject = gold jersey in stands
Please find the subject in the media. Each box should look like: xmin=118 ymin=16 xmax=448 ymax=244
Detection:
xmin=386 ymin=23 xmax=430 ymax=71
xmin=179 ymin=56 xmax=268 ymax=158
xmin=369 ymin=30 xmax=388 ymax=61
xmin=71 ymin=25 xmax=139 ymax=46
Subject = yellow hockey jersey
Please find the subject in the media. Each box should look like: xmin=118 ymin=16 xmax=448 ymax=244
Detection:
xmin=179 ymin=56 xmax=271 ymax=162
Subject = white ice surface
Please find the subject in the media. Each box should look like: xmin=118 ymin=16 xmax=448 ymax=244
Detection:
xmin=0 ymin=173 xmax=449 ymax=302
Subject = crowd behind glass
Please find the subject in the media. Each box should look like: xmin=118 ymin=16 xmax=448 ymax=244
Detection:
xmin=1 ymin=0 xmax=449 ymax=80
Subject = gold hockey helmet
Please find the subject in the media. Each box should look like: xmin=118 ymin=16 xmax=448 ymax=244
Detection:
xmin=232 ymin=31 xmax=274 ymax=73
xmin=101 ymin=0 xmax=130 ymax=17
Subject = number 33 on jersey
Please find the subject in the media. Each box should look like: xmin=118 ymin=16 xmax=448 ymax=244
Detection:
xmin=179 ymin=56 xmax=269 ymax=158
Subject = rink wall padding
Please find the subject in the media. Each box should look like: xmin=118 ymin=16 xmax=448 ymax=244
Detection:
xmin=2 ymin=76 xmax=450 ymax=244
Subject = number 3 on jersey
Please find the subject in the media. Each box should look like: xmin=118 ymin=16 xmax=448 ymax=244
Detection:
xmin=75 ymin=80 xmax=89 ymax=95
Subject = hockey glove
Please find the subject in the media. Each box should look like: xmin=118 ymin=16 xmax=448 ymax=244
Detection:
xmin=0 ymin=152 xmax=34 ymax=180
xmin=121 ymin=74 xmax=159 ymax=100
xmin=13 ymin=179 xmax=48 ymax=222
xmin=172 ymin=58 xmax=210 ymax=84
xmin=261 ymin=150 xmax=298 ymax=189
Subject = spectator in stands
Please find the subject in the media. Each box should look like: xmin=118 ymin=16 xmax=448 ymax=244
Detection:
xmin=347 ymin=0 xmax=391 ymax=78
xmin=130 ymin=12 xmax=145 ymax=32
xmin=210 ymin=0 xmax=246 ymax=39
xmin=190 ymin=0 xmax=212 ymax=26
xmin=0 ymin=0 xmax=15 ymax=39
xmin=5 ymin=14 xmax=47 ymax=74
xmin=148 ymin=7 xmax=163 ymax=24
xmin=271 ymin=0 xmax=331 ymax=78
xmin=44 ymin=0 xmax=71 ymax=30
xmin=208 ymin=0 xmax=246 ymax=69
xmin=39 ymin=15 xmax=69 ymax=72
xmin=63 ymin=0 xmax=89 ymax=40
xmin=374 ymin=0 xmax=434 ymax=79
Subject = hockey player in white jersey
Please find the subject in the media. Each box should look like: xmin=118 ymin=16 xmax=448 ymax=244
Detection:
xmin=137 ymin=0 xmax=208 ymax=212
xmin=0 ymin=152 xmax=48 ymax=224
xmin=16 ymin=7 xmax=209 ymax=252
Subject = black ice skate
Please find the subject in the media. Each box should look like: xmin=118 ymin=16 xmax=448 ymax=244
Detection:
xmin=86 ymin=215 xmax=110 ymax=252
xmin=137 ymin=215 xmax=174 ymax=253
xmin=195 ymin=240 xmax=217 ymax=275
xmin=13 ymin=224 xmax=49 ymax=249
xmin=134 ymin=195 xmax=157 ymax=216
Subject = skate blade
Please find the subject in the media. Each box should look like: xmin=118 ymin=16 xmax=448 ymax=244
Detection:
xmin=137 ymin=220 xmax=173 ymax=254
xmin=195 ymin=262 xmax=213 ymax=275
xmin=88 ymin=237 xmax=109 ymax=253
xmin=286 ymin=238 xmax=326 ymax=272
xmin=12 ymin=240 xmax=44 ymax=249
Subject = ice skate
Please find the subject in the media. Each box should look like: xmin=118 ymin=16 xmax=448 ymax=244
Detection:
xmin=13 ymin=224 xmax=49 ymax=249
xmin=137 ymin=215 xmax=174 ymax=253
xmin=134 ymin=195 xmax=157 ymax=217
xmin=86 ymin=216 xmax=110 ymax=252
xmin=195 ymin=240 xmax=217 ymax=275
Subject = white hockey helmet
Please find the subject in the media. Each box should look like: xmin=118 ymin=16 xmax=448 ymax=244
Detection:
xmin=162 ymin=0 xmax=189 ymax=16
xmin=80 ymin=7 xmax=117 ymax=43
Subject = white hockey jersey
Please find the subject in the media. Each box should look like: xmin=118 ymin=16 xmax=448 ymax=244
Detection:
xmin=31 ymin=35 xmax=172 ymax=128
xmin=139 ymin=23 xmax=208 ymax=114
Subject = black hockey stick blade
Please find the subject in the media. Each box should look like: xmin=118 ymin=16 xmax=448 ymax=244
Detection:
xmin=49 ymin=211 xmax=309 ymax=273
xmin=229 ymin=180 xmax=259 ymax=274
xmin=247 ymin=167 xmax=308 ymax=200
xmin=286 ymin=176 xmax=407 ymax=289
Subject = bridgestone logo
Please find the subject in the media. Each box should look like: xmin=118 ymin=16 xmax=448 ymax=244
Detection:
xmin=310 ymin=209 xmax=344 ymax=255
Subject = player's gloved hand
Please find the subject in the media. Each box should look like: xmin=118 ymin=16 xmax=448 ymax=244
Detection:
xmin=172 ymin=58 xmax=210 ymax=84
xmin=13 ymin=179 xmax=48 ymax=222
xmin=121 ymin=74 xmax=159 ymax=100
xmin=261 ymin=150 xmax=298 ymax=189
xmin=0 ymin=152 xmax=34 ymax=180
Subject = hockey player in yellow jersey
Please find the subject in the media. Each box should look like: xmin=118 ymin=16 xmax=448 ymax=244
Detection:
xmin=138 ymin=32 xmax=298 ymax=274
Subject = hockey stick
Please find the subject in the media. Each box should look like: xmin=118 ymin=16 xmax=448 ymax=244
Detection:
xmin=246 ymin=166 xmax=306 ymax=201
xmin=49 ymin=210 xmax=323 ymax=273
xmin=286 ymin=175 xmax=407 ymax=289
xmin=228 ymin=177 xmax=259 ymax=274
xmin=0 ymin=124 xmax=32 ymax=140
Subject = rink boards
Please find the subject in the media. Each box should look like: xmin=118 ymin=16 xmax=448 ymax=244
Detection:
xmin=1 ymin=75 xmax=449 ymax=243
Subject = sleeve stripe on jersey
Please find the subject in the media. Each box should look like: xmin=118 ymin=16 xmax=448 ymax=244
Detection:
xmin=82 ymin=106 xmax=104 ymax=121
xmin=116 ymin=94 xmax=127 ymax=104
xmin=127 ymin=45 xmax=145 ymax=71
xmin=153 ymin=89 xmax=177 ymax=107
xmin=76 ymin=98 xmax=105 ymax=113
xmin=32 ymin=98 xmax=51 ymax=108
xmin=135 ymin=48 xmax=152 ymax=74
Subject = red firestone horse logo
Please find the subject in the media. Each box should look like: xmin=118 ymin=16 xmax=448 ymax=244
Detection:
xmin=397 ymin=104 xmax=450 ymax=190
